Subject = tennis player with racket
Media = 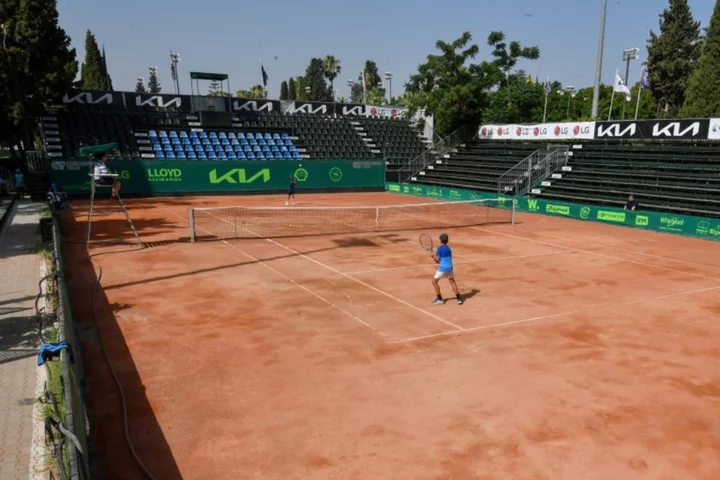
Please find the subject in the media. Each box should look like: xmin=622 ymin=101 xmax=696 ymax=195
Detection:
xmin=421 ymin=233 xmax=463 ymax=305
xmin=286 ymin=175 xmax=296 ymax=206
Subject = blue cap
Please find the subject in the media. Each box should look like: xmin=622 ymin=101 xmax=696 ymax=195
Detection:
xmin=439 ymin=233 xmax=449 ymax=242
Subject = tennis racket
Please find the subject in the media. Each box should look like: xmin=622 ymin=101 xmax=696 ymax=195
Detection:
xmin=419 ymin=233 xmax=434 ymax=254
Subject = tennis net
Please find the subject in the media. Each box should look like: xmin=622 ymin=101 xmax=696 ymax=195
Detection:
xmin=189 ymin=198 xmax=515 ymax=241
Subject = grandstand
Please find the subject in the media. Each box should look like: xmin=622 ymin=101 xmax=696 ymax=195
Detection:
xmin=405 ymin=120 xmax=720 ymax=219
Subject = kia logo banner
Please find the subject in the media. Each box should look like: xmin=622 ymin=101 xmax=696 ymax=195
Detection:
xmin=594 ymin=119 xmax=709 ymax=140
xmin=479 ymin=122 xmax=595 ymax=140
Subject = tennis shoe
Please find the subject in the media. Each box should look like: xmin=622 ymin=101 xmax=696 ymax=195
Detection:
xmin=432 ymin=298 xmax=445 ymax=305
xmin=457 ymin=297 xmax=464 ymax=305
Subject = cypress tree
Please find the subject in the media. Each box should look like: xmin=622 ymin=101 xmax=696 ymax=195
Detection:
xmin=81 ymin=30 xmax=107 ymax=90
xmin=682 ymin=1 xmax=720 ymax=117
xmin=280 ymin=81 xmax=289 ymax=100
xmin=148 ymin=67 xmax=161 ymax=94
xmin=646 ymin=0 xmax=701 ymax=116
xmin=288 ymin=77 xmax=297 ymax=100
xmin=135 ymin=78 xmax=146 ymax=93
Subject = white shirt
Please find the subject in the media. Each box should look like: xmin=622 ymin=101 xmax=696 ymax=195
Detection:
xmin=93 ymin=161 xmax=109 ymax=181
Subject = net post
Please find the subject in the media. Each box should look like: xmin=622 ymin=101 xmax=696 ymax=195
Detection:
xmin=234 ymin=207 xmax=238 ymax=239
xmin=189 ymin=208 xmax=196 ymax=242
xmin=375 ymin=207 xmax=380 ymax=229
xmin=511 ymin=197 xmax=516 ymax=225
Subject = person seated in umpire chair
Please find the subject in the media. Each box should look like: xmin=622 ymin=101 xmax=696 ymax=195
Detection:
xmin=624 ymin=194 xmax=639 ymax=211
xmin=93 ymin=152 xmax=122 ymax=199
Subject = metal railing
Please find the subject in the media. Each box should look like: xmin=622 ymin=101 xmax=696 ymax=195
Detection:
xmin=497 ymin=145 xmax=570 ymax=196
xmin=398 ymin=125 xmax=472 ymax=183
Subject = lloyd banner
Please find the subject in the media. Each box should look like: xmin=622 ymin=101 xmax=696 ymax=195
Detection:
xmin=594 ymin=119 xmax=709 ymax=140
xmin=478 ymin=122 xmax=595 ymax=141
xmin=48 ymin=159 xmax=385 ymax=195
xmin=365 ymin=105 xmax=408 ymax=118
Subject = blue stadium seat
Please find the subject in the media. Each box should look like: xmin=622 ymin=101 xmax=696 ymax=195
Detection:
xmin=195 ymin=145 xmax=204 ymax=152
xmin=180 ymin=131 xmax=188 ymax=138
xmin=149 ymin=130 xmax=158 ymax=137
xmin=205 ymin=146 xmax=214 ymax=152
xmin=282 ymin=151 xmax=291 ymax=159
xmin=247 ymin=152 xmax=256 ymax=159
xmin=241 ymin=139 xmax=249 ymax=146
xmin=244 ymin=146 xmax=252 ymax=152
xmin=166 ymin=151 xmax=176 ymax=159
xmin=225 ymin=145 xmax=233 ymax=152
xmin=187 ymin=152 xmax=197 ymax=160
xmin=258 ymin=138 xmax=267 ymax=146
xmin=199 ymin=132 xmax=208 ymax=139
xmin=182 ymin=138 xmax=191 ymax=145
xmin=289 ymin=145 xmax=297 ymax=152
xmin=184 ymin=145 xmax=194 ymax=152
xmin=164 ymin=145 xmax=173 ymax=152
xmin=197 ymin=151 xmax=207 ymax=160
xmin=274 ymin=152 xmax=283 ymax=159
xmin=247 ymin=133 xmax=255 ymax=140
xmin=280 ymin=146 xmax=288 ymax=152
xmin=234 ymin=145 xmax=243 ymax=153
xmin=272 ymin=146 xmax=279 ymax=152
xmin=221 ymin=138 xmax=230 ymax=146
xmin=209 ymin=132 xmax=218 ymax=139
xmin=153 ymin=144 xmax=162 ymax=151
xmin=159 ymin=131 xmax=168 ymax=138
xmin=267 ymin=139 xmax=276 ymax=146
xmin=228 ymin=152 xmax=237 ymax=159
xmin=218 ymin=132 xmax=227 ymax=139
xmin=237 ymin=152 xmax=247 ymax=159
xmin=273 ymin=133 xmax=281 ymax=140
xmin=177 ymin=152 xmax=186 ymax=159
xmin=256 ymin=152 xmax=265 ymax=159
xmin=292 ymin=151 xmax=301 ymax=159
xmin=264 ymin=133 xmax=272 ymax=140
xmin=151 ymin=137 xmax=160 ymax=145
xmin=212 ymin=139 xmax=221 ymax=146
xmin=156 ymin=151 xmax=165 ymax=159
xmin=215 ymin=145 xmax=224 ymax=152
xmin=202 ymin=139 xmax=211 ymax=146
xmin=262 ymin=146 xmax=270 ymax=153
xmin=281 ymin=133 xmax=289 ymax=140
xmin=249 ymin=139 xmax=258 ymax=146
xmin=276 ymin=139 xmax=284 ymax=146
xmin=169 ymin=131 xmax=178 ymax=138
xmin=218 ymin=151 xmax=227 ymax=159
xmin=190 ymin=131 xmax=199 ymax=138
xmin=192 ymin=139 xmax=201 ymax=146
xmin=253 ymin=146 xmax=261 ymax=152
xmin=237 ymin=132 xmax=245 ymax=139
xmin=286 ymin=140 xmax=295 ymax=147
xmin=208 ymin=152 xmax=217 ymax=160
xmin=231 ymin=139 xmax=239 ymax=146
xmin=161 ymin=138 xmax=170 ymax=145
xmin=174 ymin=145 xmax=183 ymax=152
xmin=228 ymin=132 xmax=236 ymax=139
xmin=172 ymin=138 xmax=181 ymax=145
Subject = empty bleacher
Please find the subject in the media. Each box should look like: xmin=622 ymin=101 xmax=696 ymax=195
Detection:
xmin=355 ymin=117 xmax=428 ymax=165
xmin=148 ymin=130 xmax=299 ymax=160
xmin=535 ymin=143 xmax=720 ymax=218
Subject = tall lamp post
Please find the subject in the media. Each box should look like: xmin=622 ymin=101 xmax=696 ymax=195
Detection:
xmin=564 ymin=86 xmax=577 ymax=119
xmin=591 ymin=0 xmax=608 ymax=120
xmin=621 ymin=47 xmax=639 ymax=119
xmin=170 ymin=51 xmax=181 ymax=95
xmin=384 ymin=71 xmax=393 ymax=103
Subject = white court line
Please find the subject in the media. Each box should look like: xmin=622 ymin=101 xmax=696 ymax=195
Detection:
xmin=345 ymin=250 xmax=576 ymax=275
xmin=398 ymin=209 xmax=720 ymax=283
xmin=394 ymin=285 xmax=720 ymax=344
xmin=192 ymin=208 xmax=466 ymax=332
xmin=510 ymin=222 xmax=720 ymax=272
xmin=164 ymin=208 xmax=388 ymax=338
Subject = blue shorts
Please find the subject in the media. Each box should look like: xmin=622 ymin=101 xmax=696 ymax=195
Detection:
xmin=289 ymin=188 xmax=295 ymax=194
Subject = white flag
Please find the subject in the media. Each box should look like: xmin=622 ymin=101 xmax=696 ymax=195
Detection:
xmin=614 ymin=71 xmax=631 ymax=101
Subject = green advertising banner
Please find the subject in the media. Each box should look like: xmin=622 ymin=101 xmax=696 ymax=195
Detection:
xmin=48 ymin=159 xmax=385 ymax=195
xmin=386 ymin=182 xmax=720 ymax=242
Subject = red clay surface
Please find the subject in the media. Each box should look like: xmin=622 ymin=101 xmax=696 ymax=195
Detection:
xmin=60 ymin=192 xmax=720 ymax=480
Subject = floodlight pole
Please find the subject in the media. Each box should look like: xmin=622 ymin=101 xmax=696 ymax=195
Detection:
xmin=621 ymin=47 xmax=639 ymax=120
xmin=591 ymin=0 xmax=608 ymax=120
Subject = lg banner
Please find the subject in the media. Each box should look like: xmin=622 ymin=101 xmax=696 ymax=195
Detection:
xmin=365 ymin=105 xmax=408 ymax=118
xmin=478 ymin=122 xmax=595 ymax=141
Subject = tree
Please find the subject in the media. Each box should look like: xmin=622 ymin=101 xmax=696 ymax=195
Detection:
xmin=135 ymin=78 xmax=146 ymax=93
xmin=80 ymin=30 xmax=109 ymax=90
xmin=288 ymin=77 xmax=297 ymax=100
xmin=294 ymin=76 xmax=306 ymax=100
xmin=351 ymin=60 xmax=385 ymax=103
xmin=235 ymin=85 xmax=265 ymax=98
xmin=101 ymin=45 xmax=113 ymax=91
xmin=208 ymin=80 xmax=223 ymax=96
xmin=0 ymin=0 xmax=78 ymax=160
xmin=323 ymin=55 xmax=341 ymax=99
xmin=280 ymin=80 xmax=289 ymax=100
xmin=362 ymin=60 xmax=382 ymax=90
xmin=404 ymin=31 xmax=522 ymax=135
xmin=485 ymin=71 xmax=544 ymax=123
xmin=682 ymin=1 xmax=720 ymax=117
xmin=147 ymin=67 xmax=161 ymax=93
xmin=646 ymin=0 xmax=701 ymax=116
xmin=302 ymin=58 xmax=332 ymax=102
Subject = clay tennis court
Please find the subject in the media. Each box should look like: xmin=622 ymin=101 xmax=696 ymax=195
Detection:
xmin=60 ymin=192 xmax=720 ymax=480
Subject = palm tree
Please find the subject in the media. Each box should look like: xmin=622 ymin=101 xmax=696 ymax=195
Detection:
xmin=324 ymin=55 xmax=342 ymax=100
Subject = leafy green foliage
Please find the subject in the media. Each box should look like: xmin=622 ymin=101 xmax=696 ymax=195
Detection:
xmin=681 ymin=0 xmax=720 ymax=117
xmin=207 ymin=80 xmax=223 ymax=97
xmin=485 ymin=71 xmax=544 ymax=123
xmin=646 ymin=0 xmax=701 ymax=116
xmin=134 ymin=78 xmax=145 ymax=93
xmin=487 ymin=31 xmax=540 ymax=79
xmin=288 ymin=77 xmax=296 ymax=100
xmin=0 ymin=0 xmax=78 ymax=158
xmin=81 ymin=30 xmax=108 ymax=90
xmin=323 ymin=55 xmax=341 ymax=98
xmin=235 ymin=85 xmax=264 ymax=99
xmin=350 ymin=60 xmax=385 ymax=103
xmin=279 ymin=80 xmax=289 ymax=100
xmin=302 ymin=58 xmax=332 ymax=102
xmin=147 ymin=68 xmax=160 ymax=94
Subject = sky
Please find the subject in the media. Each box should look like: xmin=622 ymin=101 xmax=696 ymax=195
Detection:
xmin=57 ymin=0 xmax=717 ymax=100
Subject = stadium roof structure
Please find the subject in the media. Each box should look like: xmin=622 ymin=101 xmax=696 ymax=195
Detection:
xmin=189 ymin=72 xmax=229 ymax=81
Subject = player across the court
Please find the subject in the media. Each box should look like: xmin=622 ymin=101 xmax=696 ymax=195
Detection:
xmin=286 ymin=175 xmax=296 ymax=205
xmin=420 ymin=233 xmax=463 ymax=305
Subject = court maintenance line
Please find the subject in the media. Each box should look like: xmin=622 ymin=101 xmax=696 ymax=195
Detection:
xmin=187 ymin=207 xmax=466 ymax=332
xmin=398 ymin=209 xmax=720 ymax=283
xmin=345 ymin=249 xmax=576 ymax=275
xmin=509 ymin=223 xmax=720 ymax=272
xmin=394 ymin=284 xmax=720 ymax=344
xmin=163 ymin=208 xmax=389 ymax=338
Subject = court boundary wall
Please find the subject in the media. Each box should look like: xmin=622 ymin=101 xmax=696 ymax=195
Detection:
xmin=386 ymin=182 xmax=720 ymax=242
